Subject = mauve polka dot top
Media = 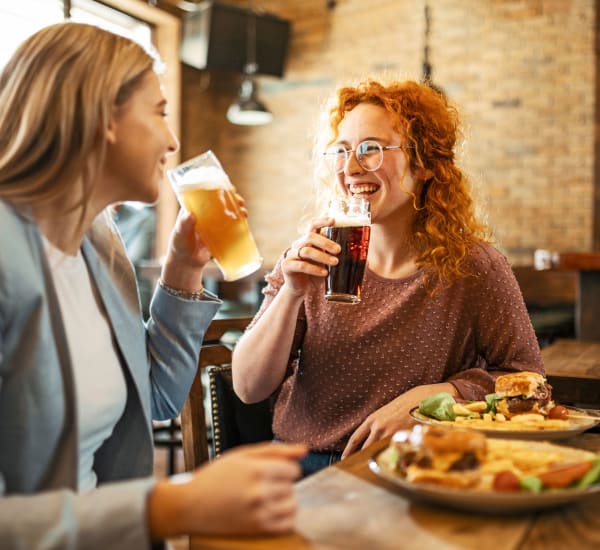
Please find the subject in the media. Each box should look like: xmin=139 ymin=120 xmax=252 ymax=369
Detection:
xmin=250 ymin=241 xmax=543 ymax=452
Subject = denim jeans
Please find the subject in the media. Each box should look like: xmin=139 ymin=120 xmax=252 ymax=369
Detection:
xmin=299 ymin=450 xmax=342 ymax=477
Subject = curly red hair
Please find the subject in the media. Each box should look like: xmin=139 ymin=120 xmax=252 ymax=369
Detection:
xmin=318 ymin=79 xmax=490 ymax=289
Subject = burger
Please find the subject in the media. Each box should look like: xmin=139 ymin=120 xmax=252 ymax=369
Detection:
xmin=382 ymin=425 xmax=487 ymax=488
xmin=493 ymin=371 xmax=554 ymax=419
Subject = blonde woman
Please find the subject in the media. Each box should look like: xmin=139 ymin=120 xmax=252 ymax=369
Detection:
xmin=0 ymin=22 xmax=305 ymax=548
xmin=232 ymin=79 xmax=543 ymax=476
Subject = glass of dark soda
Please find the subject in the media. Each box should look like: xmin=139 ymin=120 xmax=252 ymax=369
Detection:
xmin=322 ymin=197 xmax=371 ymax=304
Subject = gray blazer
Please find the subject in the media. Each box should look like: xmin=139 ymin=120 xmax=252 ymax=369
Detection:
xmin=0 ymin=201 xmax=220 ymax=549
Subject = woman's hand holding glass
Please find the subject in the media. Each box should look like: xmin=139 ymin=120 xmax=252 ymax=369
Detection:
xmin=160 ymin=209 xmax=212 ymax=293
xmin=281 ymin=217 xmax=341 ymax=298
xmin=160 ymin=193 xmax=248 ymax=293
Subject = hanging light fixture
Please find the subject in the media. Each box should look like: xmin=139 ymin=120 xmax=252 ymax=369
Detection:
xmin=421 ymin=1 xmax=444 ymax=95
xmin=227 ymin=8 xmax=273 ymax=125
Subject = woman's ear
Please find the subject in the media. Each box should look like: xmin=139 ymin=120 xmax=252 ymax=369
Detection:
xmin=105 ymin=114 xmax=118 ymax=145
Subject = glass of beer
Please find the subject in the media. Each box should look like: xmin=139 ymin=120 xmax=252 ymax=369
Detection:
xmin=321 ymin=197 xmax=371 ymax=304
xmin=167 ymin=150 xmax=262 ymax=281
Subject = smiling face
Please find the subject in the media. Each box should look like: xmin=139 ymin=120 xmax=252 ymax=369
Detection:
xmin=334 ymin=103 xmax=420 ymax=225
xmin=102 ymin=71 xmax=179 ymax=205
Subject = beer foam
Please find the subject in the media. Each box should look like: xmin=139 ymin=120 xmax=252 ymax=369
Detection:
xmin=176 ymin=166 xmax=231 ymax=190
xmin=333 ymin=213 xmax=370 ymax=227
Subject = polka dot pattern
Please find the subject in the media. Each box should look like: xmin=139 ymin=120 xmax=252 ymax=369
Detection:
xmin=254 ymin=242 xmax=543 ymax=452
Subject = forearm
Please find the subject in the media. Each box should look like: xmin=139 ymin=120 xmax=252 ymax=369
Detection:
xmin=160 ymin=256 xmax=204 ymax=292
xmin=232 ymin=284 xmax=304 ymax=402
xmin=146 ymin=478 xmax=187 ymax=541
xmin=0 ymin=478 xmax=154 ymax=550
xmin=147 ymin=285 xmax=220 ymax=419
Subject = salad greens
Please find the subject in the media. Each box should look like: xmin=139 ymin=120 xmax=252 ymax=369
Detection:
xmin=517 ymin=459 xmax=600 ymax=493
xmin=485 ymin=392 xmax=501 ymax=413
xmin=418 ymin=392 xmax=502 ymax=421
xmin=577 ymin=458 xmax=600 ymax=488
xmin=418 ymin=392 xmax=456 ymax=421
xmin=520 ymin=476 xmax=543 ymax=493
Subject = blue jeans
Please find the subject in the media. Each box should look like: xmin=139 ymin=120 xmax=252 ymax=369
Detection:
xmin=299 ymin=450 xmax=342 ymax=477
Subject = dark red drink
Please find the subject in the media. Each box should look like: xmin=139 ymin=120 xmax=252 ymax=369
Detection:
xmin=323 ymin=224 xmax=371 ymax=303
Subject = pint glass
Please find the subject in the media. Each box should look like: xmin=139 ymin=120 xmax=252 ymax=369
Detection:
xmin=322 ymin=197 xmax=371 ymax=304
xmin=167 ymin=151 xmax=262 ymax=281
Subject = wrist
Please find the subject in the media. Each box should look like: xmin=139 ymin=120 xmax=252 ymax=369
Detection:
xmin=147 ymin=479 xmax=185 ymax=541
xmin=160 ymin=259 xmax=205 ymax=293
xmin=280 ymin=283 xmax=306 ymax=300
xmin=158 ymin=279 xmax=206 ymax=300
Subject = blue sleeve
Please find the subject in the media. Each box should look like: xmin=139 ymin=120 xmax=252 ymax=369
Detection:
xmin=146 ymin=285 xmax=221 ymax=420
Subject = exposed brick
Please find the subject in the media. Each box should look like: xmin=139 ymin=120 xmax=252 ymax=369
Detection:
xmin=180 ymin=0 xmax=595 ymax=269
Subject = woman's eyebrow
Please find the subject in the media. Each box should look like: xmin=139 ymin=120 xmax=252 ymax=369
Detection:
xmin=334 ymin=137 xmax=392 ymax=145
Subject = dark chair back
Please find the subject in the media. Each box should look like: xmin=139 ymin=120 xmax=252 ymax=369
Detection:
xmin=180 ymin=316 xmax=273 ymax=470
xmin=208 ymin=364 xmax=273 ymax=458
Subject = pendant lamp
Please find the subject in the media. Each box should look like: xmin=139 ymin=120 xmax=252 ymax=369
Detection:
xmin=227 ymin=8 xmax=273 ymax=125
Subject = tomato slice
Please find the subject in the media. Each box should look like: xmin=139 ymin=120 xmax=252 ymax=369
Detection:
xmin=538 ymin=462 xmax=593 ymax=488
xmin=548 ymin=405 xmax=569 ymax=420
xmin=493 ymin=470 xmax=521 ymax=492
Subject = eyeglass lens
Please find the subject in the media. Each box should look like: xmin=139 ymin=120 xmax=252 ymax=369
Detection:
xmin=327 ymin=140 xmax=384 ymax=173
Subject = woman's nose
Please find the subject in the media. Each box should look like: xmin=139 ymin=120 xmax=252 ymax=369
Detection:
xmin=344 ymin=149 xmax=364 ymax=174
xmin=167 ymin=125 xmax=179 ymax=155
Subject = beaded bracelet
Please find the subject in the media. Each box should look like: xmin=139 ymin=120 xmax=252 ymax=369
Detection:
xmin=158 ymin=279 xmax=206 ymax=301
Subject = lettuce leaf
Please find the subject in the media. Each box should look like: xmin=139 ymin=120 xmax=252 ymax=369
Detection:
xmin=520 ymin=476 xmax=543 ymax=493
xmin=576 ymin=458 xmax=600 ymax=488
xmin=485 ymin=392 xmax=502 ymax=413
xmin=418 ymin=392 xmax=456 ymax=421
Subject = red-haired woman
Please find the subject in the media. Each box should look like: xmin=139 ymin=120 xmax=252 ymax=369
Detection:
xmin=232 ymin=78 xmax=543 ymax=476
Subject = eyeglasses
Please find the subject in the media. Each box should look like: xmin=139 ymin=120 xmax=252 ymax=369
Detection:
xmin=323 ymin=140 xmax=407 ymax=174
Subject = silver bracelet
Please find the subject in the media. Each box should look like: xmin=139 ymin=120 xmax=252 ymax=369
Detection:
xmin=158 ymin=279 xmax=206 ymax=301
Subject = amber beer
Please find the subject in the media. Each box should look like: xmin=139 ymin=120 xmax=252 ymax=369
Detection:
xmin=169 ymin=152 xmax=262 ymax=281
xmin=323 ymin=198 xmax=371 ymax=303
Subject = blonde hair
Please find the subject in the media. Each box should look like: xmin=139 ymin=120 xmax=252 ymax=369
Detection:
xmin=312 ymin=78 xmax=490 ymax=288
xmin=0 ymin=22 xmax=158 ymax=216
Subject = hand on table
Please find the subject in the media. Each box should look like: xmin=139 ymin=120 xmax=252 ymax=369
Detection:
xmin=148 ymin=442 xmax=307 ymax=539
xmin=341 ymin=382 xmax=458 ymax=459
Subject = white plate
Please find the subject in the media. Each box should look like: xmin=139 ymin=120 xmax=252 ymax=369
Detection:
xmin=409 ymin=407 xmax=600 ymax=440
xmin=369 ymin=449 xmax=600 ymax=514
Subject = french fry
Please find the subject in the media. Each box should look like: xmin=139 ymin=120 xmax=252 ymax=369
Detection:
xmin=453 ymin=403 xmax=473 ymax=416
xmin=465 ymin=401 xmax=487 ymax=413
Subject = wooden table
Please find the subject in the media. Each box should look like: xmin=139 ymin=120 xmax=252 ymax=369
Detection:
xmin=534 ymin=251 xmax=600 ymax=341
xmin=542 ymin=338 xmax=600 ymax=407
xmin=190 ymin=433 xmax=600 ymax=550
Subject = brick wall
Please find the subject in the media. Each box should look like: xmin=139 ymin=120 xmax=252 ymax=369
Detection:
xmin=181 ymin=0 xmax=595 ymax=269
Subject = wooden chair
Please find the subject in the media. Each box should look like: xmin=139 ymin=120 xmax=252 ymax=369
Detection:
xmin=181 ymin=316 xmax=272 ymax=470
xmin=152 ymin=418 xmax=183 ymax=475
xmin=207 ymin=364 xmax=273 ymax=458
